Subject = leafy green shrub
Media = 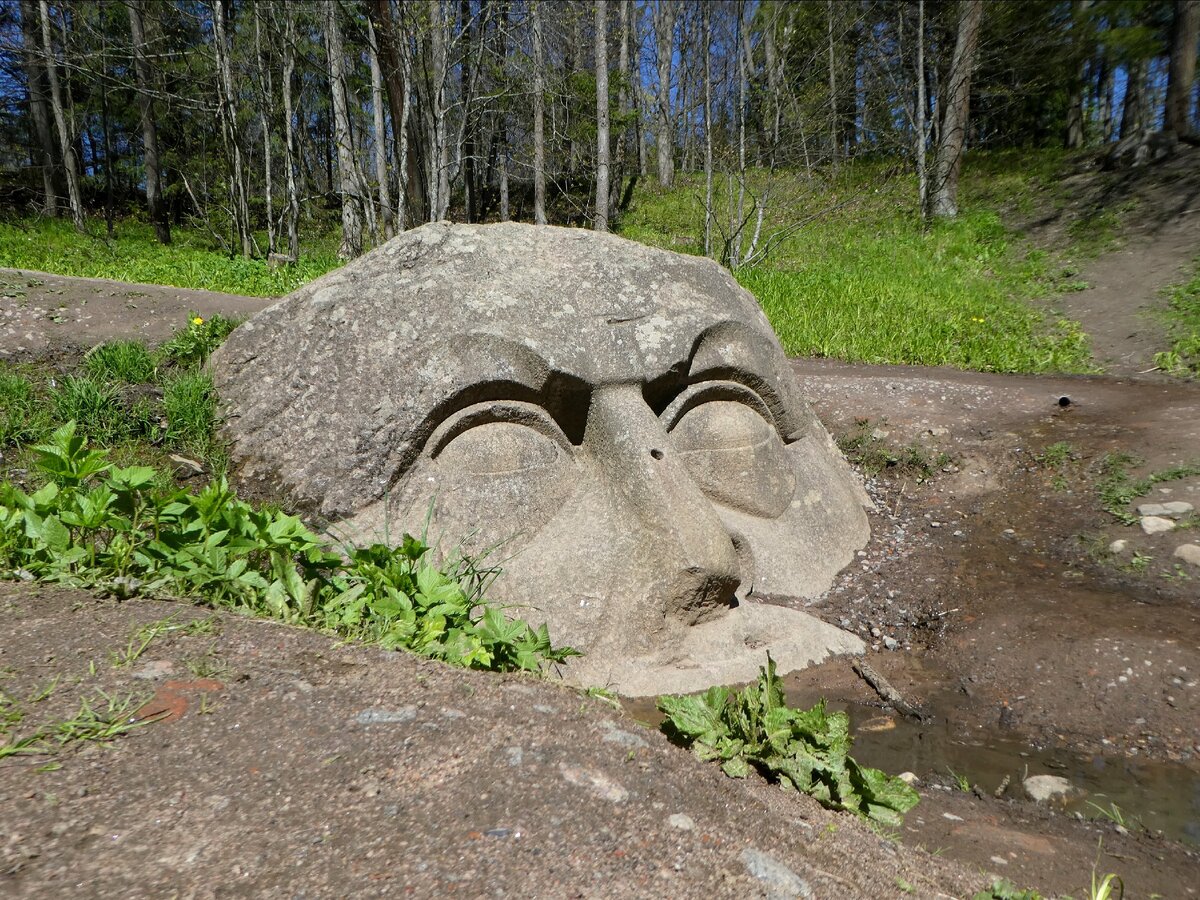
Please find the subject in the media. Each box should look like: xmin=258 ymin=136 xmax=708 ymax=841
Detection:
xmin=658 ymin=656 xmax=919 ymax=828
xmin=83 ymin=340 xmax=156 ymax=384
xmin=156 ymin=313 xmax=242 ymax=368
xmin=163 ymin=370 xmax=216 ymax=451
xmin=0 ymin=422 xmax=577 ymax=674
xmin=50 ymin=375 xmax=129 ymax=444
xmin=0 ymin=370 xmax=50 ymax=447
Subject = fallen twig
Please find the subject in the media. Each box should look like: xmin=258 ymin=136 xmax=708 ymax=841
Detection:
xmin=852 ymin=660 xmax=926 ymax=721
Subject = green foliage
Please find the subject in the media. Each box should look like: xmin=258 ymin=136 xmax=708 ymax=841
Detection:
xmin=162 ymin=370 xmax=217 ymax=453
xmin=1156 ymin=260 xmax=1200 ymax=377
xmin=157 ymin=313 xmax=242 ymax=368
xmin=620 ymin=155 xmax=1096 ymax=374
xmin=0 ymin=422 xmax=577 ymax=674
xmin=84 ymin=340 xmax=157 ymax=384
xmin=836 ymin=419 xmax=951 ymax=481
xmin=0 ymin=217 xmax=339 ymax=297
xmin=0 ymin=369 xmax=50 ymax=447
xmin=1096 ymin=453 xmax=1200 ymax=524
xmin=657 ymin=655 xmax=919 ymax=828
xmin=49 ymin=375 xmax=131 ymax=445
xmin=973 ymin=878 xmax=1045 ymax=900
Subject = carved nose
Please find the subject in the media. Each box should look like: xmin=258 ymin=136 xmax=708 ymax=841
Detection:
xmin=586 ymin=385 xmax=741 ymax=619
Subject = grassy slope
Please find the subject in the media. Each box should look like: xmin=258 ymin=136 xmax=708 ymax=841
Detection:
xmin=619 ymin=150 xmax=1094 ymax=373
xmin=0 ymin=217 xmax=338 ymax=297
xmin=0 ymin=151 xmax=1112 ymax=372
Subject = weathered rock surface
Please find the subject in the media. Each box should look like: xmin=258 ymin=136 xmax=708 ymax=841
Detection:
xmin=212 ymin=223 xmax=870 ymax=695
xmin=1023 ymin=775 xmax=1076 ymax=803
xmin=1173 ymin=544 xmax=1200 ymax=567
xmin=1140 ymin=515 xmax=1176 ymax=535
xmin=1137 ymin=501 xmax=1194 ymax=518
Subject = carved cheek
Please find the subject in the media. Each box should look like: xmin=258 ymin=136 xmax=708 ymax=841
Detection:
xmin=670 ymin=401 xmax=796 ymax=519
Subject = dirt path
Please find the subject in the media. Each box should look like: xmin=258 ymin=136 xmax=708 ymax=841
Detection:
xmin=0 ymin=268 xmax=273 ymax=360
xmin=1023 ymin=146 xmax=1200 ymax=377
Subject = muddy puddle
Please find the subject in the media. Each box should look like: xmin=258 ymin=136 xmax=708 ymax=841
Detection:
xmin=623 ymin=676 xmax=1200 ymax=846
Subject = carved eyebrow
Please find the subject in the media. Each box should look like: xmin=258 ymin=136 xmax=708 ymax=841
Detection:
xmin=659 ymin=380 xmax=779 ymax=433
xmin=427 ymin=400 xmax=573 ymax=458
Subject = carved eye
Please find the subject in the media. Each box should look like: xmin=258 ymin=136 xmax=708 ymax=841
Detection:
xmin=435 ymin=419 xmax=567 ymax=477
xmin=411 ymin=401 xmax=578 ymax=543
xmin=665 ymin=384 xmax=796 ymax=518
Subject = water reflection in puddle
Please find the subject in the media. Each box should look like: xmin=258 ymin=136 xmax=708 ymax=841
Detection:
xmin=623 ymin=679 xmax=1200 ymax=845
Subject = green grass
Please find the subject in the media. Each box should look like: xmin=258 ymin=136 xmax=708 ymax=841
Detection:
xmin=50 ymin=374 xmax=130 ymax=445
xmin=0 ymin=216 xmax=339 ymax=297
xmin=1155 ymin=259 xmax=1200 ymax=377
xmin=84 ymin=339 xmax=157 ymax=384
xmin=162 ymin=370 xmax=217 ymax=455
xmin=619 ymin=152 xmax=1098 ymax=373
xmin=0 ymin=368 xmax=51 ymax=447
xmin=1097 ymin=452 xmax=1200 ymax=524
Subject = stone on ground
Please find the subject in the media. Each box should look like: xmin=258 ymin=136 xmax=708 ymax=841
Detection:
xmin=1140 ymin=516 xmax=1176 ymax=535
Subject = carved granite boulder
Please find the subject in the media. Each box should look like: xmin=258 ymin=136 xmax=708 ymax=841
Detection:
xmin=212 ymin=223 xmax=870 ymax=695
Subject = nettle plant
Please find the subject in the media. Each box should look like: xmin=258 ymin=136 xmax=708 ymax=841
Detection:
xmin=658 ymin=655 xmax=920 ymax=828
xmin=0 ymin=422 xmax=577 ymax=674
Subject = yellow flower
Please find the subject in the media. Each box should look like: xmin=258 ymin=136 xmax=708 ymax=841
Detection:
xmin=192 ymin=316 xmax=205 ymax=326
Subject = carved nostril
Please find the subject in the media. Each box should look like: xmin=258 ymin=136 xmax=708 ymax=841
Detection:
xmin=649 ymin=448 xmax=665 ymax=460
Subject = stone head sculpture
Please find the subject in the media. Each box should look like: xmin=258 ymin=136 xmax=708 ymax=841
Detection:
xmin=212 ymin=223 xmax=869 ymax=695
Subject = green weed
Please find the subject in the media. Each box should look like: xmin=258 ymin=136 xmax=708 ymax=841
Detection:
xmin=1156 ymin=259 xmax=1200 ymax=377
xmin=0 ymin=369 xmax=50 ymax=447
xmin=83 ymin=340 xmax=157 ymax=384
xmin=973 ymin=879 xmax=1044 ymax=900
xmin=836 ymin=420 xmax=950 ymax=481
xmin=0 ymin=421 xmax=577 ymax=674
xmin=1096 ymin=453 xmax=1200 ymax=525
xmin=157 ymin=313 xmax=242 ymax=368
xmin=50 ymin=375 xmax=133 ymax=445
xmin=946 ymin=767 xmax=971 ymax=792
xmin=657 ymin=655 xmax=919 ymax=828
xmin=162 ymin=370 xmax=218 ymax=454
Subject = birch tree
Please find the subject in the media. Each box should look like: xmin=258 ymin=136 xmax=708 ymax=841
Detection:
xmin=38 ymin=0 xmax=82 ymax=231
xmin=324 ymin=0 xmax=363 ymax=259
xmin=594 ymin=0 xmax=609 ymax=232
xmin=927 ymin=0 xmax=983 ymax=220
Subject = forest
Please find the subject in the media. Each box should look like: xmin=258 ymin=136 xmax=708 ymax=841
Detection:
xmin=0 ymin=0 xmax=1196 ymax=268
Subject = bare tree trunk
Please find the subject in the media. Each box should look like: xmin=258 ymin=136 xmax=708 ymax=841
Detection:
xmin=39 ymin=0 xmax=82 ymax=231
xmin=532 ymin=0 xmax=547 ymax=224
xmin=1165 ymin=0 xmax=1199 ymax=136
xmin=367 ymin=19 xmax=393 ymax=239
xmin=633 ymin=2 xmax=647 ymax=179
xmin=702 ymin=1 xmax=713 ymax=258
xmin=1065 ymin=0 xmax=1091 ymax=148
xmin=827 ymin=0 xmax=838 ymax=164
xmin=653 ymin=0 xmax=676 ymax=187
xmin=916 ymin=0 xmax=928 ymax=214
xmin=460 ymin=0 xmax=478 ymax=223
xmin=127 ymin=0 xmax=169 ymax=243
xmin=325 ymin=0 xmax=363 ymax=259
xmin=367 ymin=0 xmax=427 ymax=224
xmin=254 ymin=3 xmax=275 ymax=253
xmin=213 ymin=0 xmax=253 ymax=256
xmin=282 ymin=2 xmax=300 ymax=260
xmin=609 ymin=0 xmax=629 ymax=213
xmin=927 ymin=0 xmax=983 ymax=220
xmin=19 ymin=0 xmax=58 ymax=216
xmin=594 ymin=0 xmax=610 ymax=231
xmin=429 ymin=0 xmax=450 ymax=221
xmin=1120 ymin=59 xmax=1147 ymax=139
